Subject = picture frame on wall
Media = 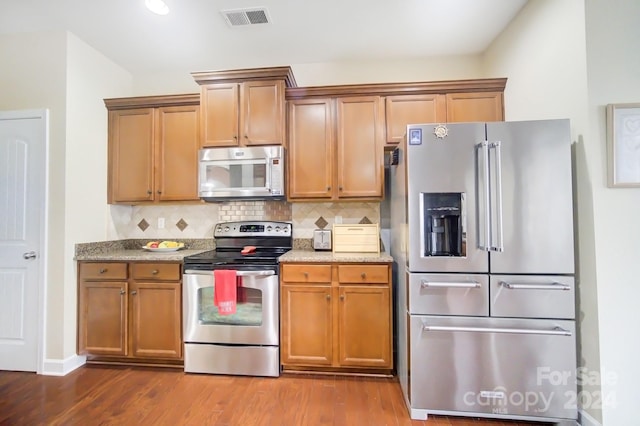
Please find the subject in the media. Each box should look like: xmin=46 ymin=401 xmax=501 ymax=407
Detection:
xmin=606 ymin=103 xmax=640 ymax=188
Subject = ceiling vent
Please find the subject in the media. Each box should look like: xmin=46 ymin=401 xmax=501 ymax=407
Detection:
xmin=221 ymin=7 xmax=271 ymax=27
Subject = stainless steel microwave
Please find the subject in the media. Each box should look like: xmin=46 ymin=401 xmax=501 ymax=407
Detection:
xmin=198 ymin=146 xmax=285 ymax=201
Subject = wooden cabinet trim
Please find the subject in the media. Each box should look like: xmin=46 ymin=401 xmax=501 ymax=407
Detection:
xmin=286 ymin=78 xmax=507 ymax=99
xmin=104 ymin=94 xmax=199 ymax=110
xmin=192 ymin=66 xmax=297 ymax=88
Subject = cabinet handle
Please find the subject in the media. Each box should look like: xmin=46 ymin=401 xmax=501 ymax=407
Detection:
xmin=327 ymin=186 xmax=331 ymax=191
xmin=99 ymin=268 xmax=107 ymax=274
xmin=326 ymin=294 xmax=331 ymax=300
xmin=340 ymin=295 xmax=345 ymax=301
xmin=157 ymin=190 xmax=162 ymax=194
xmin=244 ymin=135 xmax=248 ymax=139
xmin=131 ymin=290 xmax=137 ymax=295
xmin=152 ymin=269 xmax=159 ymax=275
xmin=361 ymin=273 xmax=366 ymax=279
xmin=233 ymin=135 xmax=238 ymax=140
xmin=120 ymin=289 xmax=125 ymax=295
xmin=147 ymin=190 xmax=152 ymax=195
xmin=339 ymin=186 xmax=343 ymax=191
xmin=303 ymin=272 xmax=308 ymax=279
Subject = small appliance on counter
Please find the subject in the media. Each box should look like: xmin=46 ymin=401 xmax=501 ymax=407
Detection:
xmin=313 ymin=229 xmax=332 ymax=251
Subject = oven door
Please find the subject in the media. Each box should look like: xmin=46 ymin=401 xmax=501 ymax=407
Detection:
xmin=183 ymin=269 xmax=278 ymax=346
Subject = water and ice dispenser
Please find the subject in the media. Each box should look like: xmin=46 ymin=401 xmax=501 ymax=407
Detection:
xmin=422 ymin=193 xmax=464 ymax=257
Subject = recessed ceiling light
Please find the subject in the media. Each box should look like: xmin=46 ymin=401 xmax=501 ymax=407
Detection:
xmin=145 ymin=0 xmax=169 ymax=15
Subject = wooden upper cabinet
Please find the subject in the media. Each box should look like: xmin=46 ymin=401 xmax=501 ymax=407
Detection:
xmin=287 ymin=96 xmax=384 ymax=201
xmin=192 ymin=67 xmax=296 ymax=148
xmin=385 ymin=94 xmax=447 ymax=144
xmin=105 ymin=94 xmax=200 ymax=205
xmin=336 ymin=96 xmax=384 ymax=199
xmin=109 ymin=108 xmax=155 ymax=203
xmin=446 ymin=91 xmax=504 ymax=123
xmin=287 ymin=99 xmax=333 ymax=199
xmin=156 ymin=105 xmax=200 ymax=201
xmin=200 ymin=83 xmax=239 ymax=147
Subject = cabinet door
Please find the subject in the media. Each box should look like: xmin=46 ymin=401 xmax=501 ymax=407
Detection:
xmin=201 ymin=83 xmax=239 ymax=147
xmin=109 ymin=109 xmax=154 ymax=202
xmin=336 ymin=96 xmax=384 ymax=198
xmin=241 ymin=80 xmax=285 ymax=146
xmin=446 ymin=91 xmax=504 ymax=123
xmin=287 ymin=99 xmax=333 ymax=199
xmin=156 ymin=105 xmax=200 ymax=201
xmin=281 ymin=285 xmax=333 ymax=366
xmin=385 ymin=94 xmax=446 ymax=144
xmin=78 ymin=281 xmax=128 ymax=356
xmin=130 ymin=282 xmax=182 ymax=359
xmin=338 ymin=285 xmax=391 ymax=368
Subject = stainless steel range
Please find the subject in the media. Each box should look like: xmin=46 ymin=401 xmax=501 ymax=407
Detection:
xmin=182 ymin=220 xmax=292 ymax=377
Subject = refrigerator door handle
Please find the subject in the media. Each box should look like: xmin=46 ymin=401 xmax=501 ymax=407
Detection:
xmin=422 ymin=324 xmax=573 ymax=337
xmin=501 ymin=281 xmax=571 ymax=291
xmin=421 ymin=280 xmax=481 ymax=289
xmin=477 ymin=141 xmax=491 ymax=251
xmin=489 ymin=141 xmax=504 ymax=252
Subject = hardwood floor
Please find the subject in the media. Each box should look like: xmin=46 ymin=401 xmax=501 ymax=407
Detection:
xmin=0 ymin=366 xmax=548 ymax=425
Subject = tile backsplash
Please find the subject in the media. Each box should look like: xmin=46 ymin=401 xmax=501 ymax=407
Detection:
xmin=108 ymin=200 xmax=380 ymax=241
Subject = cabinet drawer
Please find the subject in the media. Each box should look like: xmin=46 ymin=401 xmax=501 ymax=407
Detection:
xmin=79 ymin=262 xmax=128 ymax=280
xmin=338 ymin=265 xmax=388 ymax=284
xmin=131 ymin=263 xmax=181 ymax=281
xmin=281 ymin=264 xmax=331 ymax=283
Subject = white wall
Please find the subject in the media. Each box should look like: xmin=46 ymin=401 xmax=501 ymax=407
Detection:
xmin=64 ymin=33 xmax=132 ymax=362
xmin=584 ymin=0 xmax=640 ymax=424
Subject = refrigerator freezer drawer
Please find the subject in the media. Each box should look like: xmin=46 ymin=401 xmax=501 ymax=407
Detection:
xmin=490 ymin=275 xmax=575 ymax=320
xmin=409 ymin=315 xmax=577 ymax=421
xmin=409 ymin=273 xmax=489 ymax=316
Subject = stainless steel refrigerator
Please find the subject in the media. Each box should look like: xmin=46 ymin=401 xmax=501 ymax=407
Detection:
xmin=390 ymin=119 xmax=577 ymax=423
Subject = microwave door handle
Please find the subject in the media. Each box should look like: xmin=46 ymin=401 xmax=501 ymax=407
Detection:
xmin=265 ymin=159 xmax=271 ymax=193
xmin=490 ymin=141 xmax=504 ymax=252
xmin=477 ymin=141 xmax=491 ymax=251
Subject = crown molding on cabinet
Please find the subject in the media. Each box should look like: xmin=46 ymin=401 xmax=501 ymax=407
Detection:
xmin=191 ymin=66 xmax=297 ymax=88
xmin=104 ymin=93 xmax=200 ymax=110
xmin=286 ymin=78 xmax=507 ymax=99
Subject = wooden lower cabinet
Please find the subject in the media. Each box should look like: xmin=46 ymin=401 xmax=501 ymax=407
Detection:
xmin=78 ymin=261 xmax=183 ymax=366
xmin=280 ymin=262 xmax=392 ymax=374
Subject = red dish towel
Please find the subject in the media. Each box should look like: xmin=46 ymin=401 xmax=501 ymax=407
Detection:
xmin=214 ymin=270 xmax=237 ymax=315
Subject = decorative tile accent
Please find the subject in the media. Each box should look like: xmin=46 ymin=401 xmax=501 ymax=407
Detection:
xmin=315 ymin=216 xmax=328 ymax=229
xmin=291 ymin=202 xmax=380 ymax=239
xmin=176 ymin=218 xmax=188 ymax=231
xmin=359 ymin=216 xmax=372 ymax=224
xmin=137 ymin=219 xmax=149 ymax=231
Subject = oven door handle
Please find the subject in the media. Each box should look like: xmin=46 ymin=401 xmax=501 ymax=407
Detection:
xmin=184 ymin=270 xmax=275 ymax=277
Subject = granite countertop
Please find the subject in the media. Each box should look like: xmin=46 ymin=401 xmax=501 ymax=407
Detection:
xmin=279 ymin=249 xmax=393 ymax=263
xmin=74 ymin=239 xmax=213 ymax=262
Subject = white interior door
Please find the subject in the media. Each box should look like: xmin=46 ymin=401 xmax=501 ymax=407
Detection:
xmin=0 ymin=109 xmax=47 ymax=372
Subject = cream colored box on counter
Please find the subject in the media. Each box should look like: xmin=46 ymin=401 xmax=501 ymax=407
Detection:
xmin=332 ymin=223 xmax=380 ymax=253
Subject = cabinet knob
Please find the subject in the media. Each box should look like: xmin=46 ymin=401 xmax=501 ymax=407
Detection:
xmin=361 ymin=273 xmax=366 ymax=279
xmin=120 ymin=289 xmax=125 ymax=295
xmin=327 ymin=186 xmax=331 ymax=191
xmin=233 ymin=135 xmax=238 ymax=140
xmin=99 ymin=268 xmax=107 ymax=274
xmin=303 ymin=272 xmax=308 ymax=278
xmin=340 ymin=295 xmax=345 ymax=301
xmin=152 ymin=269 xmax=159 ymax=275
xmin=131 ymin=290 xmax=137 ymax=295
xmin=157 ymin=190 xmax=162 ymax=194
xmin=339 ymin=186 xmax=343 ymax=191
xmin=326 ymin=294 xmax=331 ymax=300
xmin=244 ymin=135 xmax=248 ymax=139
xmin=147 ymin=190 xmax=152 ymax=195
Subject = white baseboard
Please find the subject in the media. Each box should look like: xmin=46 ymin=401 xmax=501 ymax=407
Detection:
xmin=578 ymin=409 xmax=602 ymax=426
xmin=41 ymin=354 xmax=86 ymax=376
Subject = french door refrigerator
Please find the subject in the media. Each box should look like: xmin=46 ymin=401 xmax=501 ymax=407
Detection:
xmin=390 ymin=119 xmax=577 ymax=423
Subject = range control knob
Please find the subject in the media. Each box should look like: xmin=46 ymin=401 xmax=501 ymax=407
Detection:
xmin=266 ymin=226 xmax=273 ymax=232
xmin=224 ymin=226 xmax=230 ymax=232
xmin=275 ymin=226 xmax=280 ymax=232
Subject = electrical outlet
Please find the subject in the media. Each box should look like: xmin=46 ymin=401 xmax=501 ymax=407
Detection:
xmin=158 ymin=218 xmax=165 ymax=229
xmin=335 ymin=215 xmax=343 ymax=224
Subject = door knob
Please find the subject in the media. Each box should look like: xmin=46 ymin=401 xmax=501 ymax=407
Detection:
xmin=23 ymin=251 xmax=36 ymax=260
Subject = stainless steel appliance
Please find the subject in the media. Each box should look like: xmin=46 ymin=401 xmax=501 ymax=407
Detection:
xmin=390 ymin=120 xmax=577 ymax=423
xmin=312 ymin=228 xmax=332 ymax=251
xmin=182 ymin=220 xmax=292 ymax=377
xmin=198 ymin=146 xmax=285 ymax=201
